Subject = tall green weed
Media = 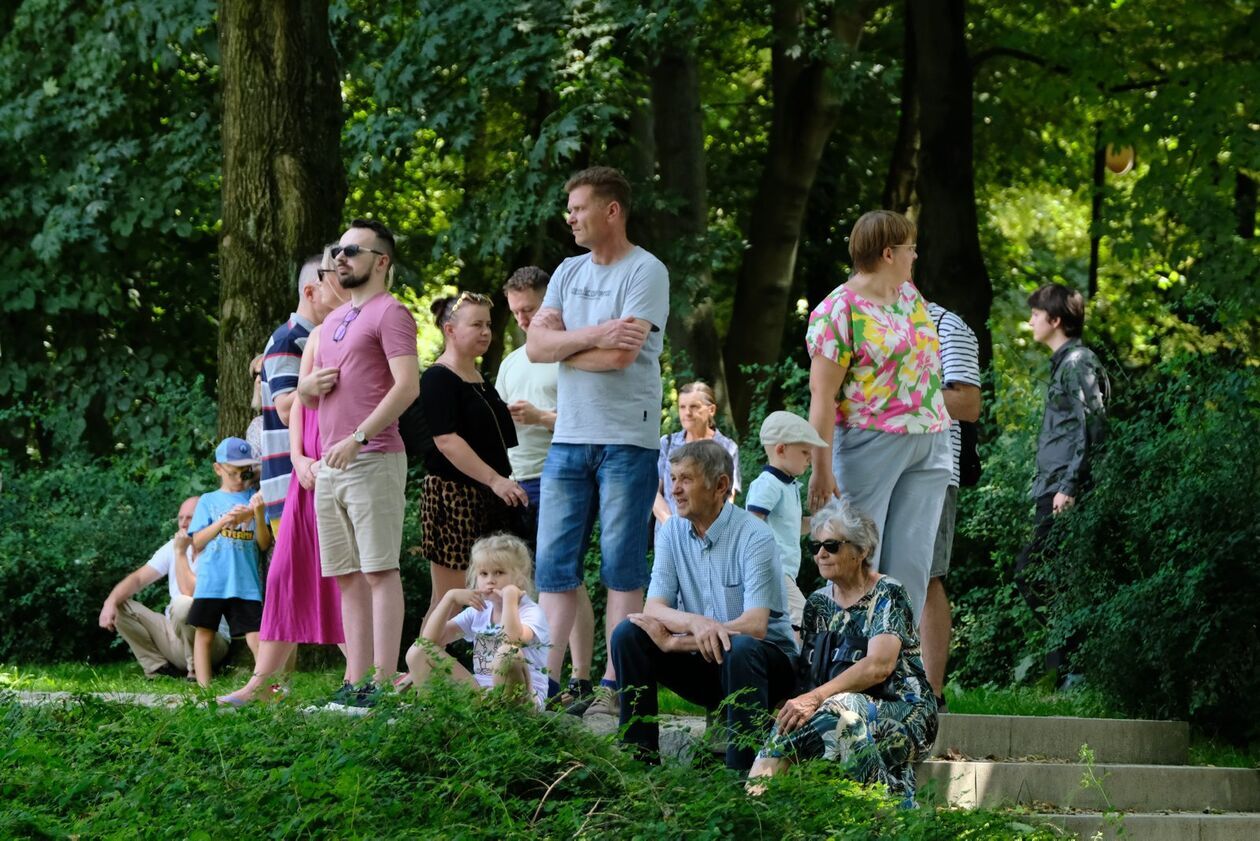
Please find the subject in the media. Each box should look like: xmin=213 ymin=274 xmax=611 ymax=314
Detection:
xmin=0 ymin=685 xmax=1055 ymax=838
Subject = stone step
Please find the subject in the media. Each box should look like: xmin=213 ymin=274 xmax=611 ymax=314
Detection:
xmin=932 ymin=713 xmax=1190 ymax=765
xmin=916 ymin=759 xmax=1260 ymax=813
xmin=1042 ymin=812 xmax=1260 ymax=841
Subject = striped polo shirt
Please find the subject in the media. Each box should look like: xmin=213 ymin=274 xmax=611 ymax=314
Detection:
xmin=260 ymin=313 xmax=314 ymax=521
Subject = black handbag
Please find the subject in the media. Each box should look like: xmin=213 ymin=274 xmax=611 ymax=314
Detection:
xmin=797 ymin=596 xmax=896 ymax=700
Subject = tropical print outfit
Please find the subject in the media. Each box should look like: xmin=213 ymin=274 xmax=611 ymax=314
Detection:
xmin=805 ymin=282 xmax=949 ymax=435
xmin=804 ymin=281 xmax=953 ymax=620
xmin=758 ymin=576 xmax=938 ymax=804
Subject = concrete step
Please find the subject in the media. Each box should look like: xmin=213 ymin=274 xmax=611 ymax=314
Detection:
xmin=1043 ymin=812 xmax=1260 ymax=841
xmin=916 ymin=759 xmax=1260 ymax=812
xmin=932 ymin=713 xmax=1190 ymax=765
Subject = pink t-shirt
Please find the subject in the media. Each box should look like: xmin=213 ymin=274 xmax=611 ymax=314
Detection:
xmin=315 ymin=291 xmax=417 ymax=454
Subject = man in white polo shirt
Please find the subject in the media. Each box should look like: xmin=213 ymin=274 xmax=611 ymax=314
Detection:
xmin=98 ymin=496 xmax=229 ymax=678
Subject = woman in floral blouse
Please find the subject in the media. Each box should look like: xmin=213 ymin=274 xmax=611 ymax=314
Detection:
xmin=748 ymin=500 xmax=938 ymax=805
xmin=804 ymin=210 xmax=951 ymax=619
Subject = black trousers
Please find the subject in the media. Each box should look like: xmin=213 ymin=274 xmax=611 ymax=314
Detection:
xmin=610 ymin=619 xmax=796 ymax=771
xmin=1014 ymin=493 xmax=1082 ymax=670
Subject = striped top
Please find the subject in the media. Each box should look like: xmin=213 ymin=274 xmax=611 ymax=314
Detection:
xmin=926 ymin=303 xmax=981 ymax=487
xmin=260 ymin=313 xmax=314 ymax=522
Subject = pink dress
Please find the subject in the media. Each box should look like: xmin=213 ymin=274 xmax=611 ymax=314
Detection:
xmin=259 ymin=404 xmax=344 ymax=643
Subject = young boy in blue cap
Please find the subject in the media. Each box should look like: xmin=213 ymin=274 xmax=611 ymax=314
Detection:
xmin=187 ymin=437 xmax=271 ymax=687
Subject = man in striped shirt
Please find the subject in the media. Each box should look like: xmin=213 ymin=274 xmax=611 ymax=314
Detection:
xmin=259 ymin=256 xmax=336 ymax=533
xmin=922 ymin=302 xmax=982 ymax=711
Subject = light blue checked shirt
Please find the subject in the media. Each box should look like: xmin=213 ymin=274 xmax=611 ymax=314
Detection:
xmin=648 ymin=502 xmax=798 ymax=658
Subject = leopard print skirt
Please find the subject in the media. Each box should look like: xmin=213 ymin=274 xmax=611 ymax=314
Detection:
xmin=420 ymin=473 xmax=521 ymax=570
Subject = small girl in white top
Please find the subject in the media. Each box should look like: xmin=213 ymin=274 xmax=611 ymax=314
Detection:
xmin=405 ymin=533 xmax=551 ymax=708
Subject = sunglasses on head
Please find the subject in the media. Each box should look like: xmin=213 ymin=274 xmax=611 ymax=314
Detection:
xmin=330 ymin=243 xmax=387 ymax=260
xmin=807 ymin=538 xmax=853 ymax=555
xmin=444 ymin=291 xmax=493 ymax=322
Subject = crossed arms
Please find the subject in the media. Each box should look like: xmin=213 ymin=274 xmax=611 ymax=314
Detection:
xmin=525 ymin=307 xmax=649 ymax=372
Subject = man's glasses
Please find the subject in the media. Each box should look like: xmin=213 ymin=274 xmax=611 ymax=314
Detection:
xmin=444 ymin=291 xmax=493 ymax=323
xmin=332 ymin=306 xmax=360 ymax=342
xmin=330 ymin=244 xmax=387 ymax=260
xmin=317 ymin=268 xmax=336 ymax=279
xmin=808 ymin=538 xmax=853 ymax=555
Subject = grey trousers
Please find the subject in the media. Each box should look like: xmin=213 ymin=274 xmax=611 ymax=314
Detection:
xmin=832 ymin=427 xmax=951 ymax=620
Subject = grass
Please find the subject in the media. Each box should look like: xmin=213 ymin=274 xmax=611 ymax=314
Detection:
xmin=944 ymin=682 xmax=1119 ymax=719
xmin=0 ymin=677 xmax=1057 ymax=840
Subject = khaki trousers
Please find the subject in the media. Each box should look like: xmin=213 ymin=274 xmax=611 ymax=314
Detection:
xmin=115 ymin=596 xmax=228 ymax=675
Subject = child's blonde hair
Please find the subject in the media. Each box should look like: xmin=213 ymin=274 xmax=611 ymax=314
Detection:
xmin=466 ymin=533 xmax=534 ymax=592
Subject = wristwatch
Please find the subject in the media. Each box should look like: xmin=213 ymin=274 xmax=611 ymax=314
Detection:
xmin=353 ymin=429 xmax=369 ymax=445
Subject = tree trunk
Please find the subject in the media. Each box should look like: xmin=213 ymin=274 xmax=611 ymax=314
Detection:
xmin=217 ymin=0 xmax=346 ymax=439
xmin=908 ymin=0 xmax=993 ymax=368
xmin=650 ymin=48 xmax=735 ymax=428
xmin=1088 ymin=125 xmax=1105 ymax=298
xmin=883 ymin=6 xmax=919 ymax=214
xmin=1237 ymin=170 xmax=1257 ymax=239
xmin=723 ymin=0 xmax=872 ymax=433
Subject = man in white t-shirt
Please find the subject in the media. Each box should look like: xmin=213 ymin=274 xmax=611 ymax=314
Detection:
xmin=495 ymin=265 xmax=599 ymax=701
xmin=527 ymin=166 xmax=670 ymax=717
xmin=496 ymin=265 xmax=559 ymax=536
xmin=98 ymin=496 xmax=229 ymax=678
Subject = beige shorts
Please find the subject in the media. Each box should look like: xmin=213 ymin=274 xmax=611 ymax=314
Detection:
xmin=316 ymin=451 xmax=407 ymax=576
xmin=784 ymin=573 xmax=806 ymax=629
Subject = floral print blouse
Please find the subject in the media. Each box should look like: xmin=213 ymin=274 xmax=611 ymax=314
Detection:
xmin=805 ymin=282 xmax=949 ymax=435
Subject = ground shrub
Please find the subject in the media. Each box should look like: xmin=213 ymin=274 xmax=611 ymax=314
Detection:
xmin=0 ymin=375 xmax=217 ymax=663
xmin=0 ymin=683 xmax=1056 ymax=839
xmin=1047 ymin=353 xmax=1260 ymax=741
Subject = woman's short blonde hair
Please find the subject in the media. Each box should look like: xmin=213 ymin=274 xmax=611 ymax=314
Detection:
xmin=466 ymin=533 xmax=534 ymax=592
xmin=849 ymin=210 xmax=916 ymax=273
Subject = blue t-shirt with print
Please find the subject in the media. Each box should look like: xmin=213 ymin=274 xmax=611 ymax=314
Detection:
xmin=191 ymin=489 xmax=263 ymax=601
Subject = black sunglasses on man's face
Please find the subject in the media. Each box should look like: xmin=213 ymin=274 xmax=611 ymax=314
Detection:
xmin=330 ymin=244 xmax=387 ymax=260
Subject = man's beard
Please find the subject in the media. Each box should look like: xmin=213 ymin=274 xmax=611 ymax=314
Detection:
xmin=340 ymin=269 xmax=370 ymax=289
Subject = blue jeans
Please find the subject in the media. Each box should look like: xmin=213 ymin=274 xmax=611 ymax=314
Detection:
xmin=611 ymin=619 xmax=796 ymax=771
xmin=534 ymin=443 xmax=658 ymax=592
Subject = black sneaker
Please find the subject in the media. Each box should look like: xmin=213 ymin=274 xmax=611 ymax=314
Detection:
xmin=146 ymin=663 xmax=186 ymax=680
xmin=330 ymin=681 xmax=356 ymax=705
xmin=350 ymin=681 xmax=382 ymax=708
xmin=558 ymin=679 xmax=595 ymax=716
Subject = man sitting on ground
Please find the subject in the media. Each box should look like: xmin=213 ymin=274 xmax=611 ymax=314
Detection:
xmin=98 ymin=496 xmax=229 ymax=678
xmin=610 ymin=439 xmax=799 ymax=771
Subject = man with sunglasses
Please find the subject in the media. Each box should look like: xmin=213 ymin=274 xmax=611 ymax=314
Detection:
xmin=259 ymin=256 xmax=337 ymax=533
xmin=298 ymin=218 xmax=419 ymax=706
xmin=526 ymin=166 xmax=670 ymax=719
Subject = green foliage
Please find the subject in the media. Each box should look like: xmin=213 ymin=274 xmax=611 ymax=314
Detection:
xmin=0 ymin=0 xmax=221 ymax=461
xmin=1045 ymin=353 xmax=1260 ymax=742
xmin=0 ymin=684 xmax=1057 ymax=838
xmin=0 ymin=375 xmax=217 ymax=663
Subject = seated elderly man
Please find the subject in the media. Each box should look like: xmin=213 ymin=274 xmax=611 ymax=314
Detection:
xmin=98 ymin=496 xmax=229 ymax=678
xmin=610 ymin=439 xmax=798 ymax=771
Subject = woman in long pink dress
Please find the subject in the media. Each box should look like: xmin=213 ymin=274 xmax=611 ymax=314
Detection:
xmin=219 ymin=256 xmax=348 ymax=704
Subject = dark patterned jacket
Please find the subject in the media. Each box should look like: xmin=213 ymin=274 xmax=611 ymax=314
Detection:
xmin=1032 ymin=339 xmax=1109 ymax=498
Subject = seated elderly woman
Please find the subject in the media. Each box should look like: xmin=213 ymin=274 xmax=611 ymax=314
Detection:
xmin=747 ymin=499 xmax=937 ymax=804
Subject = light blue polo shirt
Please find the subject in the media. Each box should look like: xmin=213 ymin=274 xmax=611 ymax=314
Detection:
xmin=648 ymin=502 xmax=797 ymax=658
xmin=745 ymin=465 xmax=804 ymax=579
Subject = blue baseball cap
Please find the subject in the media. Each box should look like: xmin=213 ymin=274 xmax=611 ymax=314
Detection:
xmin=215 ymin=437 xmax=259 ymax=466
